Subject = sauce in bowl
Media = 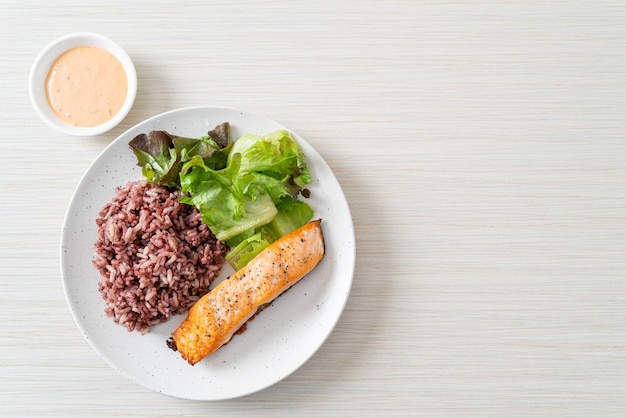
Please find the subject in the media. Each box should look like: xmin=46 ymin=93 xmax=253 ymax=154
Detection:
xmin=45 ymin=45 xmax=128 ymax=127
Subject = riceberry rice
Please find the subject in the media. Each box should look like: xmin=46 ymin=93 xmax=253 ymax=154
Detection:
xmin=93 ymin=180 xmax=228 ymax=334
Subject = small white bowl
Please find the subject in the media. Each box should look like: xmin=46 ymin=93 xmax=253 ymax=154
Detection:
xmin=29 ymin=32 xmax=137 ymax=136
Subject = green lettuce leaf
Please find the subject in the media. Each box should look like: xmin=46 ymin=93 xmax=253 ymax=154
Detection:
xmin=179 ymin=154 xmax=279 ymax=242
xmin=225 ymin=232 xmax=272 ymax=271
xmin=230 ymin=130 xmax=311 ymax=199
xmin=263 ymin=197 xmax=314 ymax=241
xmin=222 ymin=197 xmax=313 ymax=268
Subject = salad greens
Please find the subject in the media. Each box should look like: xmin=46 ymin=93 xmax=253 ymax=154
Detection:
xmin=129 ymin=122 xmax=313 ymax=270
xmin=128 ymin=124 xmax=229 ymax=188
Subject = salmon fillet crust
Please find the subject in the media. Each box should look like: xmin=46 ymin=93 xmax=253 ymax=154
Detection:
xmin=169 ymin=219 xmax=325 ymax=365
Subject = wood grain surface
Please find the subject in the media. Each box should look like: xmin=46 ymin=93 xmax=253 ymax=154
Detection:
xmin=1 ymin=1 xmax=625 ymax=416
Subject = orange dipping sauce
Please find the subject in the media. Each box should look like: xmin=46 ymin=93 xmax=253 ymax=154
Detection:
xmin=45 ymin=46 xmax=128 ymax=127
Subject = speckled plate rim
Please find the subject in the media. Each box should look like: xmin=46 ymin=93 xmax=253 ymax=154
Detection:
xmin=59 ymin=106 xmax=355 ymax=400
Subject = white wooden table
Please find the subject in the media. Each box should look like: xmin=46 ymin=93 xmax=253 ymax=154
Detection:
xmin=1 ymin=1 xmax=625 ymax=416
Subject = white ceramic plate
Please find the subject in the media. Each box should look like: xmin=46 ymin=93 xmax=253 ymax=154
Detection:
xmin=60 ymin=106 xmax=355 ymax=400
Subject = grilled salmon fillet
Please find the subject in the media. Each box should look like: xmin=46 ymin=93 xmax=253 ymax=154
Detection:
xmin=170 ymin=219 xmax=325 ymax=365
